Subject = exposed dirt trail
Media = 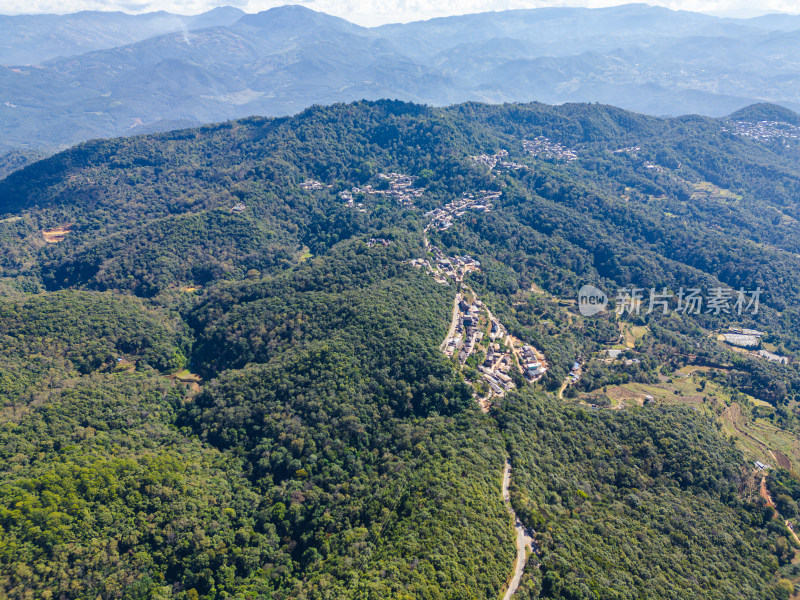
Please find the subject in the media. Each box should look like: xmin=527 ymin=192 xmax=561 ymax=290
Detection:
xmin=787 ymin=521 xmax=800 ymax=546
xmin=761 ymin=475 xmax=776 ymax=508
xmin=502 ymin=460 xmax=535 ymax=600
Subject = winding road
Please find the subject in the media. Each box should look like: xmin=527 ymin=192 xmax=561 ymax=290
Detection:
xmin=440 ymin=292 xmax=462 ymax=352
xmin=502 ymin=459 xmax=535 ymax=600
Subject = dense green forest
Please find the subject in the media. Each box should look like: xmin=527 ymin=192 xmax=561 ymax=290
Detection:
xmin=500 ymin=392 xmax=793 ymax=600
xmin=2 ymin=99 xmax=800 ymax=598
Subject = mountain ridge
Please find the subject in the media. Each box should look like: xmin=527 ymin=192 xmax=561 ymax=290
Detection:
xmin=2 ymin=97 xmax=800 ymax=598
xmin=3 ymin=5 xmax=800 ymax=177
xmin=0 ymin=6 xmax=246 ymax=66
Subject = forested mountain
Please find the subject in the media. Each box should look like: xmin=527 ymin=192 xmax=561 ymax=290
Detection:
xmin=4 ymin=4 xmax=800 ymax=163
xmin=2 ymin=99 xmax=800 ymax=598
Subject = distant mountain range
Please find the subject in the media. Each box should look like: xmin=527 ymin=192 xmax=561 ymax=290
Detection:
xmin=3 ymin=3 xmax=800 ymax=160
xmin=0 ymin=7 xmax=246 ymax=65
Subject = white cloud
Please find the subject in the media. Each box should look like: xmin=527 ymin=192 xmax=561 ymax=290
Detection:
xmin=0 ymin=0 xmax=795 ymax=23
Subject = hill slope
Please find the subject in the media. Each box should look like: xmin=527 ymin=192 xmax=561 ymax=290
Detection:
xmin=2 ymin=100 xmax=800 ymax=598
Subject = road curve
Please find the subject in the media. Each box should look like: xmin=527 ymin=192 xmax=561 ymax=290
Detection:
xmin=502 ymin=459 xmax=535 ymax=600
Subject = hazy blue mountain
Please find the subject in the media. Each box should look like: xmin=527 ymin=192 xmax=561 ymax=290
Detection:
xmin=3 ymin=3 xmax=800 ymax=171
xmin=747 ymin=13 xmax=800 ymax=31
xmin=0 ymin=6 xmax=245 ymax=66
xmin=0 ymin=6 xmax=460 ymax=153
xmin=375 ymin=5 xmax=742 ymax=60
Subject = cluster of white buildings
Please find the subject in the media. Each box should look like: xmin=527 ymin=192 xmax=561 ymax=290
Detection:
xmin=457 ymin=299 xmax=484 ymax=363
xmin=424 ymin=249 xmax=548 ymax=401
xmin=729 ymin=121 xmax=800 ymax=143
xmin=488 ymin=315 xmax=506 ymax=341
xmin=410 ymin=246 xmax=481 ymax=286
xmin=567 ymin=361 xmax=581 ymax=384
xmin=426 ymin=191 xmax=499 ymax=231
xmin=440 ymin=292 xmax=548 ymax=398
xmin=407 ymin=257 xmax=450 ymax=285
xmin=642 ymin=161 xmax=666 ymax=173
xmin=338 ymin=172 xmax=425 ymax=210
xmin=612 ymin=146 xmax=641 ymax=155
xmin=471 ymin=149 xmax=528 ymax=171
xmin=299 ymin=179 xmax=327 ymax=190
xmin=430 ymin=245 xmax=481 ymax=282
xmin=338 ymin=189 xmax=366 ymax=212
xmin=443 ymin=298 xmax=482 ymax=360
xmin=523 ymin=136 xmax=579 ymax=161
xmin=479 ymin=342 xmax=516 ymax=396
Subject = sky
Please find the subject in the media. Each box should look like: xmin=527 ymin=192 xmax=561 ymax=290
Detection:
xmin=0 ymin=0 xmax=796 ymax=25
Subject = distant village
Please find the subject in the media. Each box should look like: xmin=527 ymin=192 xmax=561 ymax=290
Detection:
xmin=728 ymin=120 xmax=800 ymax=143
xmin=425 ymin=190 xmax=500 ymax=231
xmin=523 ymin=136 xmax=579 ymax=161
xmin=414 ymin=209 xmax=550 ymax=409
xmin=297 ymin=173 xmax=426 ymax=214
xmin=612 ymin=146 xmax=642 ymax=155
xmin=298 ymin=179 xmax=329 ymax=191
xmin=471 ymin=149 xmax=528 ymax=171
xmin=407 ymin=243 xmax=482 ymax=286
xmin=430 ymin=245 xmax=481 ymax=281
xmin=338 ymin=172 xmax=424 ymax=210
xmin=297 ymin=170 xmax=549 ymax=408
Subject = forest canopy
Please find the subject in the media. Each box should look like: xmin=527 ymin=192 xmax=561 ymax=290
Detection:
xmin=1 ymin=99 xmax=800 ymax=598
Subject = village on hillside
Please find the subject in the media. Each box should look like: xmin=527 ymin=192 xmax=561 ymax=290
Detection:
xmin=411 ymin=193 xmax=549 ymax=410
xmin=436 ymin=285 xmax=549 ymax=409
xmin=471 ymin=149 xmax=528 ymax=171
xmin=338 ymin=172 xmax=425 ymax=210
xmin=728 ymin=120 xmax=800 ymax=143
xmin=425 ymin=190 xmax=500 ymax=231
xmin=298 ymin=179 xmax=329 ymax=190
xmin=523 ymin=136 xmax=579 ymax=161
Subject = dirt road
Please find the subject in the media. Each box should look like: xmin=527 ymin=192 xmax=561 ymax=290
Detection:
xmin=440 ymin=292 xmax=462 ymax=352
xmin=502 ymin=459 xmax=534 ymax=600
xmin=761 ymin=475 xmax=776 ymax=508
xmin=759 ymin=475 xmax=800 ymax=546
xmin=787 ymin=521 xmax=800 ymax=546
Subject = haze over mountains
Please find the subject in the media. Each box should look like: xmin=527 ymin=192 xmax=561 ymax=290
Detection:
xmin=0 ymin=7 xmax=246 ymax=66
xmin=3 ymin=3 xmax=800 ymax=159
